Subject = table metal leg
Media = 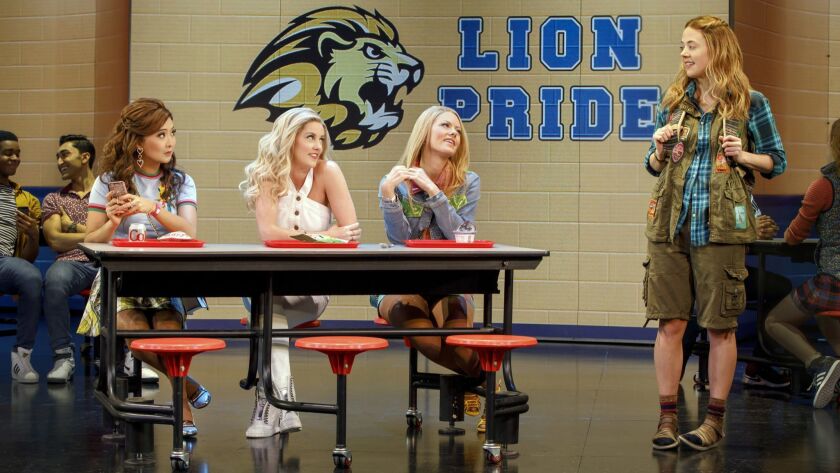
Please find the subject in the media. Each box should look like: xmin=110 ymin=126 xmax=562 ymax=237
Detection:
xmin=241 ymin=292 xmax=261 ymax=390
xmin=756 ymin=254 xmax=772 ymax=355
xmin=503 ymin=270 xmax=516 ymax=392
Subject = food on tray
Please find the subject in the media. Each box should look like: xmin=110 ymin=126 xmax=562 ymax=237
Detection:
xmin=157 ymin=231 xmax=192 ymax=240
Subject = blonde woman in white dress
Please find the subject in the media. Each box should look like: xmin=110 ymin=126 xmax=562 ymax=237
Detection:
xmin=240 ymin=107 xmax=361 ymax=438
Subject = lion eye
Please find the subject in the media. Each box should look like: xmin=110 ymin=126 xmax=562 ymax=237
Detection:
xmin=363 ymin=44 xmax=384 ymax=60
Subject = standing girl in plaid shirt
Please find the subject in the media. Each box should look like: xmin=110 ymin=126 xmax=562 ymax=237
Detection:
xmin=643 ymin=16 xmax=786 ymax=451
xmin=766 ymin=118 xmax=840 ymax=409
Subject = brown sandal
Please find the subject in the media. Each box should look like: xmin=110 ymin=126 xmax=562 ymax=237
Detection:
xmin=679 ymin=421 xmax=724 ymax=451
xmin=651 ymin=415 xmax=679 ymax=450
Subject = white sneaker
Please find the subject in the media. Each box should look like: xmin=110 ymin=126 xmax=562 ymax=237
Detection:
xmin=278 ymin=377 xmax=302 ymax=434
xmin=11 ymin=347 xmax=39 ymax=384
xmin=278 ymin=410 xmax=302 ymax=434
xmin=123 ymin=352 xmax=160 ymax=383
xmin=246 ymin=387 xmax=282 ymax=438
xmin=47 ymin=349 xmax=75 ymax=383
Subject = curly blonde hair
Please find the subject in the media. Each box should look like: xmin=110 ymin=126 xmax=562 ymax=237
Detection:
xmin=240 ymin=107 xmax=332 ymax=210
xmin=661 ymin=16 xmax=751 ymax=120
xmin=399 ymin=106 xmax=470 ymax=196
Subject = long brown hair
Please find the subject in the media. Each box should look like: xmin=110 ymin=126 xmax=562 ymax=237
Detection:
xmin=661 ymin=16 xmax=751 ymax=120
xmin=98 ymin=98 xmax=183 ymax=202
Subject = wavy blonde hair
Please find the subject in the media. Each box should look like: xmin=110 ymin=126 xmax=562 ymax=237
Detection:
xmin=240 ymin=107 xmax=331 ymax=210
xmin=399 ymin=106 xmax=470 ymax=196
xmin=661 ymin=16 xmax=751 ymax=120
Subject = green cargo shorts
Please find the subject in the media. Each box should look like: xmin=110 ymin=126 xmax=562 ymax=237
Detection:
xmin=643 ymin=224 xmax=748 ymax=330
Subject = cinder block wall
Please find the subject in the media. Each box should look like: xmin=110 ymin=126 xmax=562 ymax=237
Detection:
xmin=4 ymin=1 xmax=836 ymax=331
xmin=0 ymin=0 xmax=127 ymax=184
xmin=125 ymin=0 xmax=731 ymax=325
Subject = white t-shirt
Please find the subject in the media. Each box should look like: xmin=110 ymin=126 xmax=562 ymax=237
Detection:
xmin=276 ymin=169 xmax=331 ymax=232
xmin=89 ymin=170 xmax=197 ymax=239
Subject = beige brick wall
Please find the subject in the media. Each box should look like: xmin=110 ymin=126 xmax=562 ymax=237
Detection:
xmin=0 ymin=0 xmax=127 ymax=185
xmin=125 ymin=0 xmax=735 ymax=327
xmin=26 ymin=1 xmax=834 ymax=330
xmin=737 ymin=0 xmax=834 ymax=195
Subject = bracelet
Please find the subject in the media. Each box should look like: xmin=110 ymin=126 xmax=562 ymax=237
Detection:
xmin=149 ymin=201 xmax=164 ymax=217
xmin=382 ymin=194 xmax=397 ymax=203
xmin=651 ymin=151 xmax=665 ymax=163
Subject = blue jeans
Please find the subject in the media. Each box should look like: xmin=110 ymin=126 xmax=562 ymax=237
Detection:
xmin=43 ymin=260 xmax=97 ymax=353
xmin=0 ymin=256 xmax=43 ymax=350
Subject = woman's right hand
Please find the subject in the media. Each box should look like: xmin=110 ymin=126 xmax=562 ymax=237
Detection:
xmin=380 ymin=165 xmax=412 ymax=200
xmin=652 ymin=124 xmax=675 ymax=160
xmin=325 ymin=222 xmax=362 ymax=241
xmin=105 ymin=191 xmax=132 ymax=226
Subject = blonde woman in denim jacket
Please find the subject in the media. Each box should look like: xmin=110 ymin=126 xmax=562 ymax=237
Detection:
xmin=374 ymin=106 xmax=485 ymax=428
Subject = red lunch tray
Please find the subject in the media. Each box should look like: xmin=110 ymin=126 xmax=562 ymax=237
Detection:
xmin=111 ymin=238 xmax=205 ymax=248
xmin=264 ymin=240 xmax=360 ymax=249
xmin=404 ymin=239 xmax=494 ymax=248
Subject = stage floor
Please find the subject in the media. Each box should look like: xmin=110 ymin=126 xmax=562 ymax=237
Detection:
xmin=0 ymin=332 xmax=837 ymax=473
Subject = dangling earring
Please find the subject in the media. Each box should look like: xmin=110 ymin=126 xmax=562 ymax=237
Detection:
xmin=136 ymin=148 xmax=144 ymax=168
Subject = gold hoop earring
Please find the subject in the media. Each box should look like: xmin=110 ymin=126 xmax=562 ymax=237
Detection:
xmin=136 ymin=148 xmax=144 ymax=168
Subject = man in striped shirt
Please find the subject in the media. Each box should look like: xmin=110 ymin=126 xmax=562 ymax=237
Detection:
xmin=0 ymin=130 xmax=44 ymax=383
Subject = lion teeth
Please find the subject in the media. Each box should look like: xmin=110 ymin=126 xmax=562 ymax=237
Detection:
xmin=395 ymin=85 xmax=408 ymax=105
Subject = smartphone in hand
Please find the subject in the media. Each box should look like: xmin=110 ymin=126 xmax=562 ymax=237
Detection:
xmin=16 ymin=206 xmax=29 ymax=217
xmin=108 ymin=180 xmax=128 ymax=198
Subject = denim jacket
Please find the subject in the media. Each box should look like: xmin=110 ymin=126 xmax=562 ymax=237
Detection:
xmin=378 ymin=171 xmax=480 ymax=245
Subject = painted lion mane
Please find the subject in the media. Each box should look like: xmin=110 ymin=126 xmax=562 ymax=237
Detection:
xmin=234 ymin=6 xmax=424 ymax=149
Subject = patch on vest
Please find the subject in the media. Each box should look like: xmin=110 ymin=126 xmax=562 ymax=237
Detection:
xmin=714 ymin=153 xmax=730 ymax=173
xmin=734 ymin=203 xmax=747 ymax=229
xmin=671 ymin=142 xmax=685 ymax=163
xmin=647 ymin=199 xmax=657 ymax=220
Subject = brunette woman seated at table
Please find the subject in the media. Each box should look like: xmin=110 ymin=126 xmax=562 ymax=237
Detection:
xmin=79 ymin=98 xmax=209 ymax=437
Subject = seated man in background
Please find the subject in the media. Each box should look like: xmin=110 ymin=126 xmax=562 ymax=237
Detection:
xmin=0 ymin=130 xmax=43 ymax=383
xmin=40 ymin=135 xmax=98 ymax=383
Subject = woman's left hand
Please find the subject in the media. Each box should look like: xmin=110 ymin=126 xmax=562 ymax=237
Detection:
xmin=123 ymin=196 xmax=157 ymax=216
xmin=408 ymin=167 xmax=441 ymax=196
xmin=719 ymin=135 xmax=744 ymax=163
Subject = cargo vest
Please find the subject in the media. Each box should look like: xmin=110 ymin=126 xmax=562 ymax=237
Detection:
xmin=645 ymin=95 xmax=756 ymax=245
xmin=816 ymin=162 xmax=840 ymax=277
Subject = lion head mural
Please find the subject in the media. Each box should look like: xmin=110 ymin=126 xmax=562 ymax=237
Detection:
xmin=234 ymin=6 xmax=424 ymax=149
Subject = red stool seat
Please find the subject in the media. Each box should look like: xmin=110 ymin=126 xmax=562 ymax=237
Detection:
xmin=446 ymin=334 xmax=537 ymax=372
xmin=296 ymin=336 xmax=388 ymax=375
xmin=80 ymin=289 xmax=91 ymax=297
xmin=130 ymin=338 xmax=226 ymax=378
xmin=817 ymin=311 xmax=840 ymax=318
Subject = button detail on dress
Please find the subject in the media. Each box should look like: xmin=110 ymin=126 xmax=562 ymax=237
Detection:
xmin=294 ymin=225 xmax=299 ymax=230
xmin=296 ymin=196 xmax=301 ymax=201
xmin=294 ymin=210 xmax=299 ymax=216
